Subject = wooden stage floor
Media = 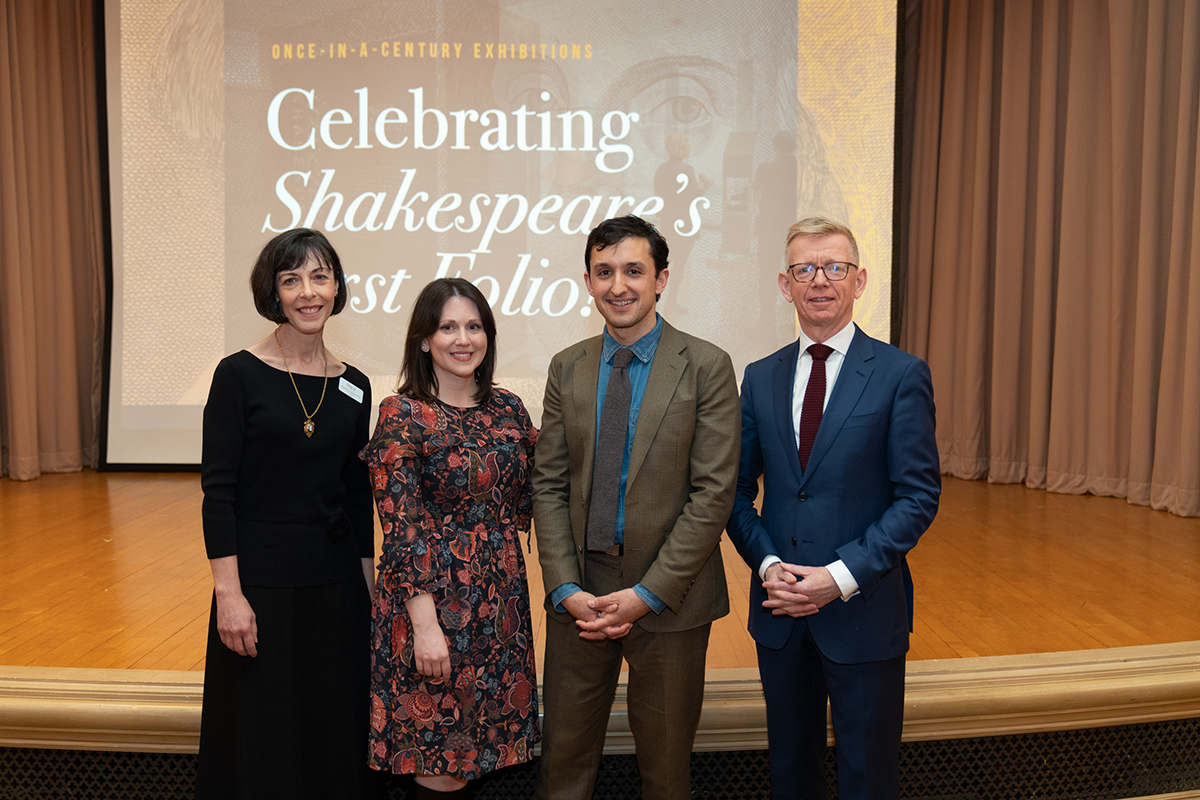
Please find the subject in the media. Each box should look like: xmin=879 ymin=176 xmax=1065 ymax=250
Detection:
xmin=1 ymin=472 xmax=1198 ymax=674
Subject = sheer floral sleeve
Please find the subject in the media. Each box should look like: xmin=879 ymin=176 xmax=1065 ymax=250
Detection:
xmin=361 ymin=395 xmax=452 ymax=603
xmin=508 ymin=394 xmax=537 ymax=534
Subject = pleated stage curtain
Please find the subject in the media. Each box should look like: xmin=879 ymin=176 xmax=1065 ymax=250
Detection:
xmin=0 ymin=0 xmax=105 ymax=479
xmin=903 ymin=0 xmax=1200 ymax=517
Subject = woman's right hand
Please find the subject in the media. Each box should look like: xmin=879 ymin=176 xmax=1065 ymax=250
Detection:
xmin=209 ymin=556 xmax=258 ymax=657
xmin=405 ymin=593 xmax=450 ymax=679
xmin=412 ymin=623 xmax=451 ymax=679
xmin=216 ymin=590 xmax=258 ymax=657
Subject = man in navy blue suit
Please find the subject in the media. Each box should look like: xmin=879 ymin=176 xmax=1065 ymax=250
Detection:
xmin=727 ymin=217 xmax=940 ymax=799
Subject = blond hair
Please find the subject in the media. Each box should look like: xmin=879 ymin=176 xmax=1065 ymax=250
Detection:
xmin=784 ymin=216 xmax=860 ymax=264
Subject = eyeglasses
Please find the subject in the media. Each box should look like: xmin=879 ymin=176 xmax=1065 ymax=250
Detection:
xmin=786 ymin=262 xmax=858 ymax=283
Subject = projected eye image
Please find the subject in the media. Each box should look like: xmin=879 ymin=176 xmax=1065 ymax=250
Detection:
xmin=104 ymin=0 xmax=895 ymax=465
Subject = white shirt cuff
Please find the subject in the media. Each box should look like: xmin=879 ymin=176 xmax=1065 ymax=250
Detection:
xmin=757 ymin=555 xmax=782 ymax=582
xmin=825 ymin=559 xmax=860 ymax=601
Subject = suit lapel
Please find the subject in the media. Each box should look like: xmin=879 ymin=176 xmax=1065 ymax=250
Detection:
xmin=571 ymin=336 xmax=603 ymax=496
xmin=800 ymin=328 xmax=875 ymax=484
xmin=772 ymin=339 xmax=804 ymax=485
xmin=627 ymin=323 xmax=686 ymax=489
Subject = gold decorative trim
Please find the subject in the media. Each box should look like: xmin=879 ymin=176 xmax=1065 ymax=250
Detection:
xmin=900 ymin=641 xmax=1200 ymax=743
xmin=2 ymin=642 xmax=1199 ymax=754
xmin=0 ymin=668 xmax=202 ymax=753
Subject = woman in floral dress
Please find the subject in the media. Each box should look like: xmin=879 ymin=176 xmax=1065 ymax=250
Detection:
xmin=361 ymin=278 xmax=539 ymax=797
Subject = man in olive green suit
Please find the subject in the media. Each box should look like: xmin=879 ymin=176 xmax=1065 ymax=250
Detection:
xmin=533 ymin=215 xmax=740 ymax=800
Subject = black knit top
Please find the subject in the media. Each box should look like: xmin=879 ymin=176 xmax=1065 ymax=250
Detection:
xmin=200 ymin=350 xmax=375 ymax=587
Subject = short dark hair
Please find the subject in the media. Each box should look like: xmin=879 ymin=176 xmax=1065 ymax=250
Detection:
xmin=398 ymin=278 xmax=497 ymax=406
xmin=249 ymin=229 xmax=349 ymax=323
xmin=584 ymin=215 xmax=669 ymax=277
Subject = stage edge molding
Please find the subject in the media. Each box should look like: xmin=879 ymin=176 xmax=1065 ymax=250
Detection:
xmin=1 ymin=642 xmax=1198 ymax=755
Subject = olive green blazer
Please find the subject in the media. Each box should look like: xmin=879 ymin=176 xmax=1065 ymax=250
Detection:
xmin=533 ymin=321 xmax=740 ymax=633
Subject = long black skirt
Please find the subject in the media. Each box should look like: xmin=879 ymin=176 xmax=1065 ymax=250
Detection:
xmin=194 ymin=576 xmax=378 ymax=799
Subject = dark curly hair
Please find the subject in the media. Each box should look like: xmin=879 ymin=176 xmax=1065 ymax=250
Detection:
xmin=584 ymin=215 xmax=670 ymax=277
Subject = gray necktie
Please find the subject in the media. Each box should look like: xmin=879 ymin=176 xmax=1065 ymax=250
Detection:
xmin=587 ymin=348 xmax=635 ymax=552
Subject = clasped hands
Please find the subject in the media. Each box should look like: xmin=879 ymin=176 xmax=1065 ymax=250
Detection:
xmin=562 ymin=588 xmax=649 ymax=640
xmin=761 ymin=562 xmax=840 ymax=617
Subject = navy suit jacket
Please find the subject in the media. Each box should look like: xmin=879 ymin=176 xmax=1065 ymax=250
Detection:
xmin=727 ymin=327 xmax=940 ymax=664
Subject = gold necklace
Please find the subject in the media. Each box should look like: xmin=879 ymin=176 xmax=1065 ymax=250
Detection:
xmin=274 ymin=329 xmax=328 ymax=438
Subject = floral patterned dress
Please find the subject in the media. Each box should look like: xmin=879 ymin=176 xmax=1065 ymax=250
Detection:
xmin=361 ymin=389 xmax=540 ymax=780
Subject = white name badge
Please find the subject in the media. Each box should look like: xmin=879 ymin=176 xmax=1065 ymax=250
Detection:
xmin=339 ymin=377 xmax=364 ymax=403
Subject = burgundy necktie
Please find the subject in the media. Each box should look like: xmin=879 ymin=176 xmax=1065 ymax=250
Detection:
xmin=798 ymin=343 xmax=833 ymax=472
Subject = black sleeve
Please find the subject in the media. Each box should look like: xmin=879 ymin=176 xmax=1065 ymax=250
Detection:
xmin=200 ymin=359 xmax=245 ymax=560
xmin=345 ymin=375 xmax=376 ymax=559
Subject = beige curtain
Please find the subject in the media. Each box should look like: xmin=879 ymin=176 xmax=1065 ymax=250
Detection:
xmin=0 ymin=0 xmax=105 ymax=479
xmin=903 ymin=0 xmax=1200 ymax=517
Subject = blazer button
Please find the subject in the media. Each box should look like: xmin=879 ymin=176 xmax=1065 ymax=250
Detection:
xmin=791 ymin=537 xmax=797 ymax=546
xmin=798 ymin=491 xmax=808 ymax=501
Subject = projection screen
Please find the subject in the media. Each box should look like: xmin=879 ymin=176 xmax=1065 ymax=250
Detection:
xmin=103 ymin=0 xmax=897 ymax=466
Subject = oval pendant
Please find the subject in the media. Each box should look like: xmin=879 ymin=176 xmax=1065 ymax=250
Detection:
xmin=303 ymin=419 xmax=315 ymax=438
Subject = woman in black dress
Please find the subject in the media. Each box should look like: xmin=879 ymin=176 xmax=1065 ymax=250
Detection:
xmin=195 ymin=229 xmax=378 ymax=799
xmin=361 ymin=278 xmax=539 ymax=797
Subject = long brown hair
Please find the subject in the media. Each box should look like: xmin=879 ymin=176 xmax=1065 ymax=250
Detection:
xmin=397 ymin=278 xmax=497 ymax=405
